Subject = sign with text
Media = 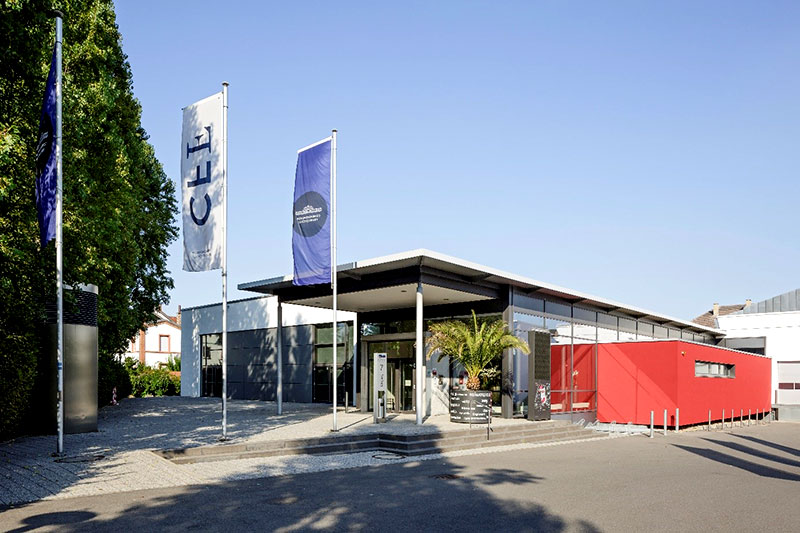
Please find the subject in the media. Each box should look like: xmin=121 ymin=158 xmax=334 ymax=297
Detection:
xmin=374 ymin=353 xmax=387 ymax=392
xmin=449 ymin=390 xmax=491 ymax=424
xmin=373 ymin=352 xmax=387 ymax=423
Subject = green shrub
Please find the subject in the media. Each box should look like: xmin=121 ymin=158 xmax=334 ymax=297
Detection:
xmin=128 ymin=363 xmax=179 ymax=397
xmin=98 ymin=353 xmax=132 ymax=405
xmin=165 ymin=355 xmax=181 ymax=372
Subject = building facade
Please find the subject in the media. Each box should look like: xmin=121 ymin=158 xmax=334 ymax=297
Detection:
xmin=180 ymin=296 xmax=357 ymax=404
xmin=713 ymin=289 xmax=800 ymax=407
xmin=121 ymin=308 xmax=181 ymax=367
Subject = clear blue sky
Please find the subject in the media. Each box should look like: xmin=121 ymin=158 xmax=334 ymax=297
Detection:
xmin=113 ymin=1 xmax=799 ymax=321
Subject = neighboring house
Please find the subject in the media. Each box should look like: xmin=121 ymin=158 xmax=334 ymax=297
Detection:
xmin=694 ymin=290 xmax=800 ymax=410
xmin=121 ymin=307 xmax=182 ymax=367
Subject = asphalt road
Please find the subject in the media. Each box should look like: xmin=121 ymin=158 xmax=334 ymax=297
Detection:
xmin=2 ymin=422 xmax=798 ymax=532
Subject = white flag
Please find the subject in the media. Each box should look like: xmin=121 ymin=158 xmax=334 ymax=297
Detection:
xmin=181 ymin=93 xmax=223 ymax=272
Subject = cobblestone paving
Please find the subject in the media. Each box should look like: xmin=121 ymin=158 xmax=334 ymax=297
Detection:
xmin=0 ymin=397 xmax=597 ymax=506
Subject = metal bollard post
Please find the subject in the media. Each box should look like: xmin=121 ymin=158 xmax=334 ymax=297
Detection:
xmin=740 ymin=409 xmax=743 ymax=428
xmin=663 ymin=409 xmax=668 ymax=436
xmin=676 ymin=408 xmax=680 ymax=433
xmin=748 ymin=409 xmax=751 ymax=426
xmin=722 ymin=409 xmax=725 ymax=429
xmin=708 ymin=410 xmax=711 ymax=431
xmin=757 ymin=408 xmax=760 ymax=424
xmin=650 ymin=411 xmax=654 ymax=438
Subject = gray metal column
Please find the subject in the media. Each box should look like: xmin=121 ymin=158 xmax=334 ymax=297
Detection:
xmin=352 ymin=314 xmax=358 ymax=408
xmin=416 ymin=281 xmax=424 ymax=425
xmin=501 ymin=286 xmax=514 ymax=418
xmin=276 ymin=298 xmax=283 ymax=415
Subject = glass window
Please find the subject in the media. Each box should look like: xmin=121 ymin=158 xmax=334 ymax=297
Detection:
xmin=681 ymin=330 xmax=694 ymax=340
xmin=618 ymin=317 xmax=637 ymax=335
xmin=653 ymin=325 xmax=668 ymax=339
xmin=696 ymin=360 xmax=735 ymax=378
xmin=573 ymin=307 xmax=597 ymax=324
xmin=597 ymin=327 xmax=618 ymax=342
xmin=514 ymin=312 xmax=545 ymax=329
xmin=597 ymin=313 xmax=617 ymax=329
xmin=317 ymin=323 xmax=349 ymax=344
xmin=514 ymin=292 xmax=544 ymax=313
xmin=544 ymin=300 xmax=572 ymax=319
xmin=159 ymin=335 xmax=170 ymax=352
xmin=668 ymin=328 xmax=681 ymax=339
xmin=572 ymin=323 xmax=597 ymax=342
xmin=638 ymin=322 xmax=654 ymax=339
xmin=200 ymin=334 xmax=223 ymax=397
xmin=546 ymin=317 xmax=571 ymax=338
xmin=618 ymin=330 xmax=636 ymax=341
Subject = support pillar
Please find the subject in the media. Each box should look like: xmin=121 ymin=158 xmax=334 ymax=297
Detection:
xmin=501 ymin=286 xmax=514 ymax=418
xmin=416 ymin=282 xmax=424 ymax=425
xmin=276 ymin=298 xmax=283 ymax=415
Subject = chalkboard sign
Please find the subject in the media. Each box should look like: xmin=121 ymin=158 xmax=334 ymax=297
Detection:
xmin=450 ymin=390 xmax=491 ymax=424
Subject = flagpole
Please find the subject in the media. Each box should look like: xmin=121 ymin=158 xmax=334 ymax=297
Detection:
xmin=53 ymin=9 xmax=65 ymax=457
xmin=331 ymin=129 xmax=338 ymax=433
xmin=221 ymin=81 xmax=229 ymax=440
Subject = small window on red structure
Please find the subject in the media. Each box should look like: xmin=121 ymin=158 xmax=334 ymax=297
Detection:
xmin=778 ymin=383 xmax=796 ymax=390
xmin=695 ymin=360 xmax=735 ymax=378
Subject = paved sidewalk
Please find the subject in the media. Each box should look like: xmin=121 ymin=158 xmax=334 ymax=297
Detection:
xmin=0 ymin=397 xmax=577 ymax=506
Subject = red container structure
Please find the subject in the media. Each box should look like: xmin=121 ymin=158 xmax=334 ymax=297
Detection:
xmin=593 ymin=340 xmax=770 ymax=427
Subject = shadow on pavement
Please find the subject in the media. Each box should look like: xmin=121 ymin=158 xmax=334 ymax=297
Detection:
xmin=729 ymin=433 xmax=800 ymax=458
xmin=3 ymin=457 xmax=599 ymax=532
xmin=673 ymin=444 xmax=800 ymax=482
xmin=700 ymin=438 xmax=800 ymax=469
xmin=6 ymin=511 xmax=96 ymax=533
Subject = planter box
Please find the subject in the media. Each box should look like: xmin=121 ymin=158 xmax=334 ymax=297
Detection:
xmin=449 ymin=390 xmax=491 ymax=424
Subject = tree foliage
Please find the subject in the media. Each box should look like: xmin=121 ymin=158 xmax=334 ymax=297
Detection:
xmin=0 ymin=0 xmax=177 ymax=438
xmin=426 ymin=311 xmax=530 ymax=390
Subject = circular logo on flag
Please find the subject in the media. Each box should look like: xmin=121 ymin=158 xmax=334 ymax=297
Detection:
xmin=35 ymin=113 xmax=54 ymax=178
xmin=293 ymin=191 xmax=328 ymax=237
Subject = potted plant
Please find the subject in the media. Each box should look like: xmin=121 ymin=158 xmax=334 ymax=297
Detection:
xmin=427 ymin=311 xmax=530 ymax=423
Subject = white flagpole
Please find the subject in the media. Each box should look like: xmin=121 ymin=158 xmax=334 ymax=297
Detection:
xmin=331 ymin=129 xmax=338 ymax=432
xmin=54 ymin=10 xmax=65 ymax=456
xmin=221 ymin=82 xmax=229 ymax=440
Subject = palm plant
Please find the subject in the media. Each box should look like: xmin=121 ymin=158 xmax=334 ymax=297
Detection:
xmin=426 ymin=311 xmax=530 ymax=390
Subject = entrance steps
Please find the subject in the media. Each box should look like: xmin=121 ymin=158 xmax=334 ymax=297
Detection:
xmin=156 ymin=420 xmax=600 ymax=465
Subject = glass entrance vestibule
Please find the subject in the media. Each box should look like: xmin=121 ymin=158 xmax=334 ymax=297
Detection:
xmin=363 ymin=338 xmax=418 ymax=413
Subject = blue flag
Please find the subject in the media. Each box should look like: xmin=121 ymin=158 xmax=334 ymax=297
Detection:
xmin=292 ymin=139 xmax=331 ymax=286
xmin=35 ymin=46 xmax=58 ymax=248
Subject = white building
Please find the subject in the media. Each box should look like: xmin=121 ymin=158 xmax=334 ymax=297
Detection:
xmin=180 ymin=296 xmax=356 ymax=403
xmin=121 ymin=307 xmax=181 ymax=367
xmin=700 ymin=289 xmax=800 ymax=411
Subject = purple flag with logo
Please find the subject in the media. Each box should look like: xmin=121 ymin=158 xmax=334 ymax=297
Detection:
xmin=35 ymin=46 xmax=58 ymax=248
xmin=292 ymin=139 xmax=331 ymax=286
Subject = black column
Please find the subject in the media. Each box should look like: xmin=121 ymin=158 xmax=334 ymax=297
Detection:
xmin=501 ymin=286 xmax=514 ymax=418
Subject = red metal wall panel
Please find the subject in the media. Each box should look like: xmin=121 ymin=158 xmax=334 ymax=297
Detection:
xmin=595 ymin=340 xmax=770 ymax=426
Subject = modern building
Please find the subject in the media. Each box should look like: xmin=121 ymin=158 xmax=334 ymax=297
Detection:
xmin=696 ymin=289 xmax=800 ymax=411
xmin=180 ymin=297 xmax=357 ymax=403
xmin=122 ymin=307 xmax=181 ymax=367
xmin=179 ymin=249 xmax=770 ymax=426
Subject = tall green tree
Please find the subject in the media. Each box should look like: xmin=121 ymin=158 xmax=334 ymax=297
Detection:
xmin=0 ymin=0 xmax=177 ymax=438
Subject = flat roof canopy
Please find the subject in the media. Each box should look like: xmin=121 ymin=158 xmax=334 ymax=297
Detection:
xmin=239 ymin=249 xmax=721 ymax=335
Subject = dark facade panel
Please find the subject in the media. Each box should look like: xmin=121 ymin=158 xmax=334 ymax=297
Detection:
xmin=283 ymin=325 xmax=313 ymax=347
xmin=283 ymin=383 xmax=312 ymax=403
xmin=283 ymin=363 xmax=312 ymax=385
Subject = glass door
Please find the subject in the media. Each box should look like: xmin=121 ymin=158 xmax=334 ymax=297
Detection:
xmin=367 ymin=340 xmax=416 ymax=412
